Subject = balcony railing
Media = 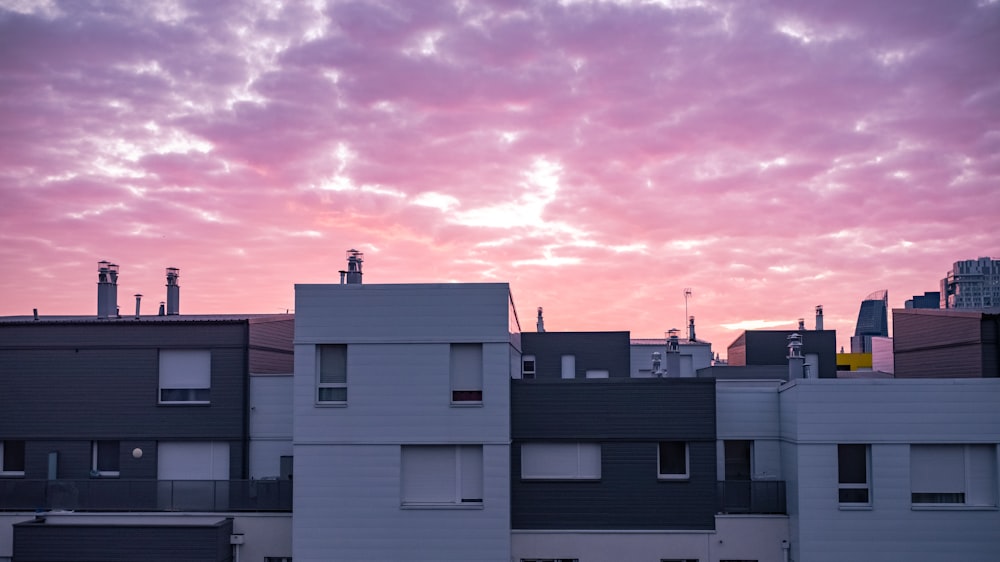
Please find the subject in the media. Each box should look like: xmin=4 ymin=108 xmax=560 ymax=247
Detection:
xmin=717 ymin=480 xmax=786 ymax=514
xmin=0 ymin=479 xmax=292 ymax=512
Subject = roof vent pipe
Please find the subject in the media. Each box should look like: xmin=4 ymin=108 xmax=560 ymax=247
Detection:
xmin=688 ymin=316 xmax=696 ymax=341
xmin=108 ymin=263 xmax=119 ymax=319
xmin=33 ymin=308 xmax=39 ymax=321
xmin=787 ymin=333 xmax=804 ymax=379
xmin=159 ymin=302 xmax=165 ymax=316
xmin=797 ymin=318 xmax=805 ymax=331
xmin=815 ymin=305 xmax=824 ymax=330
xmin=344 ymin=249 xmax=364 ymax=285
xmin=665 ymin=329 xmax=681 ymax=377
xmin=165 ymin=267 xmax=180 ymax=315
xmin=134 ymin=294 xmax=142 ymax=320
xmin=97 ymin=261 xmax=111 ymax=319
xmin=537 ymin=307 xmax=545 ymax=332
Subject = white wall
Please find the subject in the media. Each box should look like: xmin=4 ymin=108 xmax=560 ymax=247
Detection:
xmin=716 ymin=381 xmax=783 ymax=480
xmin=511 ymin=515 xmax=788 ymax=562
xmin=249 ymin=374 xmax=293 ymax=479
xmin=779 ymin=379 xmax=1000 ymax=562
xmin=630 ymin=341 xmax=713 ymax=378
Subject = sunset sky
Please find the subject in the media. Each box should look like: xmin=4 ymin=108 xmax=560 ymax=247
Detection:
xmin=1 ymin=0 xmax=998 ymax=356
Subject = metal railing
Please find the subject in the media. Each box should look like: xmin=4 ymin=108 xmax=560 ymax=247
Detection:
xmin=0 ymin=479 xmax=292 ymax=512
xmin=717 ymin=480 xmax=786 ymax=514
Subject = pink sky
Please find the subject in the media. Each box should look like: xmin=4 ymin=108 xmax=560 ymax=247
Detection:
xmin=1 ymin=0 xmax=998 ymax=357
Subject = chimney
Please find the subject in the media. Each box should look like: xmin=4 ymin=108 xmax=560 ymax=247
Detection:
xmin=665 ymin=329 xmax=681 ymax=377
xmin=797 ymin=318 xmax=805 ymax=330
xmin=688 ymin=316 xmax=696 ymax=341
xmin=651 ymin=352 xmax=662 ymax=376
xmin=109 ymin=263 xmax=119 ymax=318
xmin=97 ymin=261 xmax=112 ymax=319
xmin=536 ymin=307 xmax=545 ymax=332
xmin=33 ymin=308 xmax=39 ymax=321
xmin=787 ymin=333 xmax=804 ymax=379
xmin=165 ymin=267 xmax=180 ymax=315
xmin=815 ymin=305 xmax=824 ymax=330
xmin=159 ymin=302 xmax=165 ymax=316
xmin=134 ymin=294 xmax=143 ymax=319
xmin=343 ymin=249 xmax=364 ymax=285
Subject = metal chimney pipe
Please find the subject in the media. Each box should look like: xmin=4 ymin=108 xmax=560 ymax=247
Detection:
xmin=537 ymin=307 xmax=545 ymax=332
xmin=134 ymin=294 xmax=142 ymax=320
xmin=345 ymin=249 xmax=364 ymax=284
xmin=108 ymin=264 xmax=119 ymax=319
xmin=688 ymin=316 xmax=696 ymax=341
xmin=97 ymin=261 xmax=111 ymax=319
xmin=815 ymin=305 xmax=824 ymax=330
xmin=798 ymin=318 xmax=805 ymax=330
xmin=33 ymin=308 xmax=39 ymax=321
xmin=159 ymin=302 xmax=165 ymax=316
xmin=165 ymin=267 xmax=180 ymax=315
xmin=787 ymin=333 xmax=804 ymax=379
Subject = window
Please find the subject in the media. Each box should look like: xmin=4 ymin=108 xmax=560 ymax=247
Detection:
xmin=561 ymin=355 xmax=575 ymax=379
xmin=317 ymin=344 xmax=347 ymax=403
xmin=158 ymin=442 xmax=230 ymax=480
xmin=585 ymin=370 xmax=609 ymax=379
xmin=658 ymin=442 xmax=689 ymax=479
xmin=724 ymin=440 xmax=753 ymax=481
xmin=401 ymin=445 xmax=483 ymax=506
xmin=450 ymin=343 xmax=483 ymax=403
xmin=91 ymin=440 xmax=120 ymax=477
xmin=838 ymin=444 xmax=870 ymax=504
xmin=911 ymin=444 xmax=997 ymax=506
xmin=1 ymin=440 xmax=26 ymax=476
xmin=522 ymin=355 xmax=536 ymax=379
xmin=159 ymin=349 xmax=211 ymax=404
xmin=521 ymin=443 xmax=601 ymax=480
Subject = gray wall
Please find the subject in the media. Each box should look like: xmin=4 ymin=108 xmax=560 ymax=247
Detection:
xmin=0 ymin=321 xmax=250 ymax=479
xmin=521 ymin=332 xmax=631 ymax=379
xmin=13 ymin=518 xmax=233 ymax=562
xmin=511 ymin=378 xmax=716 ymax=530
xmin=727 ymin=330 xmax=837 ymax=378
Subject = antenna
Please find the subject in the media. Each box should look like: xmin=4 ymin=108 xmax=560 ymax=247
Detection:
xmin=684 ymin=288 xmax=692 ymax=326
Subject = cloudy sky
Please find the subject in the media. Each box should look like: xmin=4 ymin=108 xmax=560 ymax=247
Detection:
xmin=1 ymin=0 xmax=997 ymax=355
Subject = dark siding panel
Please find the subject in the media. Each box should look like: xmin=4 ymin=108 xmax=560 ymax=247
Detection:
xmin=248 ymin=318 xmax=294 ymax=374
xmin=522 ymin=332 xmax=631 ymax=379
xmin=511 ymin=441 xmax=716 ymax=530
xmin=893 ymin=311 xmax=990 ymax=377
xmin=25 ymin=441 xmax=90 ymax=480
xmin=511 ymin=378 xmax=716 ymax=530
xmin=512 ymin=379 xmax=716 ymax=440
xmin=13 ymin=519 xmax=234 ymax=562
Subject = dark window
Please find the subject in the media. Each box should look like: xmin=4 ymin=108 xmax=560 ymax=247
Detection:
xmin=724 ymin=440 xmax=752 ymax=480
xmin=160 ymin=388 xmax=210 ymax=402
xmin=838 ymin=444 xmax=870 ymax=504
xmin=658 ymin=442 xmax=688 ymax=479
xmin=318 ymin=344 xmax=347 ymax=403
xmin=93 ymin=440 xmax=120 ymax=474
xmin=2 ymin=440 xmax=26 ymax=473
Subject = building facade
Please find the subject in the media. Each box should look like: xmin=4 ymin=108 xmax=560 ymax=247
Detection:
xmin=941 ymin=257 xmax=1000 ymax=309
xmin=292 ymin=282 xmax=519 ymax=561
xmin=892 ymin=308 xmax=999 ymax=378
xmin=850 ymin=290 xmax=889 ymax=354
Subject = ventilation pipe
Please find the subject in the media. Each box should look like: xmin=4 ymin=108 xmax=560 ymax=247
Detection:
xmin=134 ymin=294 xmax=143 ymax=320
xmin=665 ymin=329 xmax=681 ymax=377
xmin=341 ymin=249 xmax=364 ymax=285
xmin=797 ymin=318 xmax=805 ymax=331
xmin=536 ymin=307 xmax=545 ymax=332
xmin=33 ymin=308 xmax=39 ymax=321
xmin=815 ymin=305 xmax=824 ymax=330
xmin=651 ymin=352 xmax=662 ymax=376
xmin=787 ymin=333 xmax=804 ymax=379
xmin=96 ymin=261 xmax=119 ymax=319
xmin=165 ymin=267 xmax=180 ymax=315
xmin=688 ymin=316 xmax=696 ymax=341
xmin=159 ymin=302 xmax=165 ymax=316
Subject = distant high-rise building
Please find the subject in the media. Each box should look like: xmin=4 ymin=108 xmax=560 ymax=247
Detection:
xmin=904 ymin=291 xmax=940 ymax=309
xmin=850 ymin=290 xmax=888 ymax=353
xmin=941 ymin=257 xmax=1000 ymax=309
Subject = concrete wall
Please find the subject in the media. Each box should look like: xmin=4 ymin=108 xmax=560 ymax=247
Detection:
xmin=779 ymin=378 xmax=1000 ymax=562
xmin=292 ymin=283 xmax=513 ymax=562
xmin=511 ymin=515 xmax=788 ymax=562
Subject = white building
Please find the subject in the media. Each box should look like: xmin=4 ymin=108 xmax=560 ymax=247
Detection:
xmin=292 ymin=282 xmax=520 ymax=561
xmin=941 ymin=256 xmax=1000 ymax=309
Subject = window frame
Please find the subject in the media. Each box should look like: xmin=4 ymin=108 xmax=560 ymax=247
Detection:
xmin=910 ymin=444 xmax=998 ymax=508
xmin=837 ymin=444 xmax=871 ymax=507
xmin=400 ymin=444 xmax=484 ymax=508
xmin=521 ymin=355 xmax=536 ymax=379
xmin=158 ymin=349 xmax=211 ymax=405
xmin=657 ymin=441 xmax=690 ymax=480
xmin=91 ymin=440 xmax=120 ymax=478
xmin=316 ymin=344 xmax=348 ymax=405
xmin=1 ymin=440 xmax=26 ymax=477
xmin=450 ymin=343 xmax=483 ymax=405
xmin=520 ymin=442 xmax=602 ymax=481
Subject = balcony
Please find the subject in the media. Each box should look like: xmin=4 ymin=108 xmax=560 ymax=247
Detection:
xmin=0 ymin=479 xmax=292 ymax=512
xmin=717 ymin=480 xmax=786 ymax=514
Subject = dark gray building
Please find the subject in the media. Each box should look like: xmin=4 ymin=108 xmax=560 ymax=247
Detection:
xmin=726 ymin=329 xmax=837 ymax=378
xmin=893 ymin=308 xmax=1000 ymax=378
xmin=851 ymin=290 xmax=889 ymax=353
xmin=520 ymin=331 xmax=631 ymax=379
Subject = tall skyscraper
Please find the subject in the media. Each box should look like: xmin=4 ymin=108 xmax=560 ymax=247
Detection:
xmin=850 ymin=290 xmax=888 ymax=353
xmin=941 ymin=257 xmax=1000 ymax=309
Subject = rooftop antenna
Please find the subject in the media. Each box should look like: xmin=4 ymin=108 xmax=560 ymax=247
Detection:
xmin=684 ymin=288 xmax=692 ymax=328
